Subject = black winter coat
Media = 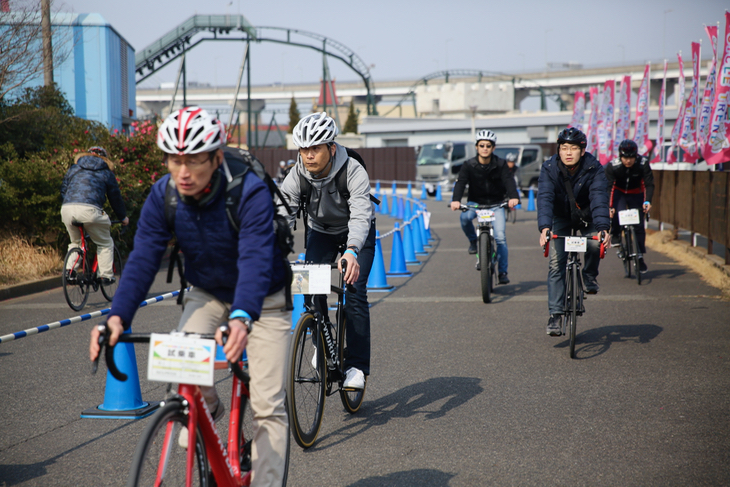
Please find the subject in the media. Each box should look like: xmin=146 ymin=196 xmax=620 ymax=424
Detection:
xmin=452 ymin=155 xmax=520 ymax=206
xmin=604 ymin=155 xmax=654 ymax=207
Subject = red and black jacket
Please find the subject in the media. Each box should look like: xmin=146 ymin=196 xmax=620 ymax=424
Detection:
xmin=604 ymin=155 xmax=654 ymax=208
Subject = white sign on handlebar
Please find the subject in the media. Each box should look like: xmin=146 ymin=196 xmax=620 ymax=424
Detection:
xmin=476 ymin=209 xmax=496 ymax=222
xmin=564 ymin=237 xmax=587 ymax=252
xmin=147 ymin=333 xmax=216 ymax=386
xmin=290 ymin=264 xmax=332 ymax=295
xmin=618 ymin=209 xmax=640 ymax=226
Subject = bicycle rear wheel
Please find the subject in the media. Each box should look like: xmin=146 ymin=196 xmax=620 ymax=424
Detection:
xmin=338 ymin=317 xmax=366 ymax=414
xmin=62 ymin=248 xmax=89 ymax=311
xmin=568 ymin=263 xmax=578 ymax=359
xmin=100 ymin=246 xmax=123 ymax=301
xmin=630 ymin=226 xmax=642 ymax=285
xmin=287 ymin=313 xmax=326 ymax=449
xmin=479 ymin=233 xmax=492 ymax=303
xmin=127 ymin=401 xmax=209 ymax=487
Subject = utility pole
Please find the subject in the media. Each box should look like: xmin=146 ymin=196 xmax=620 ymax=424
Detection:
xmin=41 ymin=0 xmax=53 ymax=86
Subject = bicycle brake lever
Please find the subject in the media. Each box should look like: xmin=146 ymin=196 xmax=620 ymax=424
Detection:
xmin=91 ymin=324 xmax=106 ymax=375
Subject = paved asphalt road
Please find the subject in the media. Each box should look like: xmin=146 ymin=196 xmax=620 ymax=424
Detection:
xmin=1 ymin=200 xmax=729 ymax=486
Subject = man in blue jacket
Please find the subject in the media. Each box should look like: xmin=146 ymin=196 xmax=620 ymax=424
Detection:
xmin=60 ymin=147 xmax=129 ymax=283
xmin=89 ymin=107 xmax=290 ymax=486
xmin=537 ymin=128 xmax=611 ymax=336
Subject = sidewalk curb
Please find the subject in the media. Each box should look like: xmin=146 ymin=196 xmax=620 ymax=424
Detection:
xmin=0 ymin=276 xmax=61 ymax=302
xmin=646 ymin=229 xmax=730 ymax=280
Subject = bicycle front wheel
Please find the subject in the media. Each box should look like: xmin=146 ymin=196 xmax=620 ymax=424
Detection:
xmin=479 ymin=233 xmax=492 ymax=303
xmin=623 ymin=229 xmax=632 ymax=279
xmin=100 ymin=246 xmax=123 ymax=301
xmin=287 ymin=313 xmax=326 ymax=449
xmin=568 ymin=263 xmax=578 ymax=359
xmin=630 ymin=226 xmax=642 ymax=285
xmin=127 ymin=401 xmax=210 ymax=487
xmin=62 ymin=248 xmax=89 ymax=311
xmin=338 ymin=317 xmax=366 ymax=414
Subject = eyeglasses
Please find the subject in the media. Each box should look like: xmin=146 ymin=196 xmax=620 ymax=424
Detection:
xmin=478 ymin=143 xmax=494 ymax=149
xmin=166 ymin=154 xmax=212 ymax=169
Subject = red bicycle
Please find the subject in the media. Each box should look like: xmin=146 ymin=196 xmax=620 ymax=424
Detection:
xmin=93 ymin=324 xmax=289 ymax=486
xmin=62 ymin=221 xmax=123 ymax=311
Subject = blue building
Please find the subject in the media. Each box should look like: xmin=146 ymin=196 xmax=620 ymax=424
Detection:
xmin=8 ymin=12 xmax=136 ymax=132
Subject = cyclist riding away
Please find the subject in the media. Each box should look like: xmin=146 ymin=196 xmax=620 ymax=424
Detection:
xmin=605 ymin=139 xmax=654 ymax=273
xmin=450 ymin=129 xmax=520 ymax=284
xmin=88 ymin=107 xmax=290 ymax=486
xmin=278 ymin=112 xmax=375 ymax=391
xmin=537 ymin=128 xmax=611 ymax=336
xmin=60 ymin=146 xmax=129 ymax=285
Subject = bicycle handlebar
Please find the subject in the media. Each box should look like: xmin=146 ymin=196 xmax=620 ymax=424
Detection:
xmin=542 ymin=232 xmax=606 ymax=259
xmin=451 ymin=201 xmax=510 ymax=212
xmin=92 ymin=323 xmax=250 ymax=384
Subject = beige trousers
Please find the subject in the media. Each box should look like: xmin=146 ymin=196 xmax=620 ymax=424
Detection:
xmin=179 ymin=287 xmax=291 ymax=487
xmin=61 ymin=204 xmax=115 ymax=279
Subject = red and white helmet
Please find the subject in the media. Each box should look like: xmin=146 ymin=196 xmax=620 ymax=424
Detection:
xmin=157 ymin=107 xmax=226 ymax=155
xmin=292 ymin=112 xmax=339 ymax=148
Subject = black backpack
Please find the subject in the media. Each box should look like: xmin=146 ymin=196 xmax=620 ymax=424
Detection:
xmin=165 ymin=146 xmax=295 ymax=310
xmin=296 ymin=148 xmax=380 ymax=245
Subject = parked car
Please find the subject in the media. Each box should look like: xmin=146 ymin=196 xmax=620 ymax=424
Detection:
xmin=415 ymin=141 xmax=475 ymax=196
xmin=493 ymin=144 xmax=545 ymax=189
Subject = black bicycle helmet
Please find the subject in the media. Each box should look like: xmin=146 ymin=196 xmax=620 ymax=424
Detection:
xmin=557 ymin=127 xmax=587 ymax=149
xmin=618 ymin=139 xmax=638 ymax=158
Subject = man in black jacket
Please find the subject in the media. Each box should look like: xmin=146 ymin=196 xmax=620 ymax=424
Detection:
xmin=605 ymin=139 xmax=654 ymax=273
xmin=451 ymin=130 xmax=520 ymax=284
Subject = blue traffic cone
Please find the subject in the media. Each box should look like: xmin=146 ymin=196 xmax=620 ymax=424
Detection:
xmin=407 ymin=182 xmax=413 ymax=198
xmin=420 ymin=183 xmax=428 ymax=200
xmin=291 ymin=294 xmax=306 ymax=329
xmin=375 ymin=180 xmax=381 ymax=193
xmin=418 ymin=212 xmax=432 ymax=248
xmin=392 ymin=181 xmax=397 ymax=194
xmin=387 ymin=222 xmax=412 ymax=277
xmin=402 ymin=222 xmax=421 ymax=265
xmin=397 ymin=197 xmax=405 ymax=220
xmin=412 ymin=216 xmax=427 ymax=255
xmin=435 ymin=184 xmax=443 ymax=202
xmin=373 ymin=191 xmax=381 ymax=211
xmin=404 ymin=199 xmax=412 ymax=221
xmin=367 ymin=231 xmax=394 ymax=292
xmin=380 ymin=193 xmax=390 ymax=215
xmin=81 ymin=328 xmax=159 ymax=419
xmin=527 ymin=188 xmax=536 ymax=212
xmin=390 ymin=195 xmax=399 ymax=218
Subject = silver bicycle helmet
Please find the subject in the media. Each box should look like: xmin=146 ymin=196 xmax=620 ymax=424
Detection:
xmin=157 ymin=106 xmax=226 ymax=155
xmin=476 ymin=129 xmax=497 ymax=144
xmin=292 ymin=112 xmax=339 ymax=148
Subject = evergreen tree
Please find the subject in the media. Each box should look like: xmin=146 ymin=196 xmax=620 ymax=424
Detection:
xmin=343 ymin=103 xmax=359 ymax=134
xmin=287 ymin=97 xmax=300 ymax=134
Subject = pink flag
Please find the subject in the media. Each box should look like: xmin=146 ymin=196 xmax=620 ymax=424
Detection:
xmin=586 ymin=87 xmax=599 ymax=155
xmin=569 ymin=92 xmax=585 ymax=131
xmin=651 ymin=61 xmax=668 ymax=162
xmin=667 ymin=53 xmax=686 ymax=164
xmin=614 ymin=75 xmax=631 ymax=157
xmin=704 ymin=12 xmax=730 ymax=165
xmin=597 ymin=80 xmax=615 ymax=165
xmin=633 ymin=63 xmax=651 ymax=155
xmin=699 ymin=26 xmax=719 ymax=153
xmin=678 ymin=42 xmax=701 ymax=163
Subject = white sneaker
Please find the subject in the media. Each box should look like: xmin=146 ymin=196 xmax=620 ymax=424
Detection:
xmin=178 ymin=401 xmax=225 ymax=449
xmin=343 ymin=367 xmax=365 ymax=390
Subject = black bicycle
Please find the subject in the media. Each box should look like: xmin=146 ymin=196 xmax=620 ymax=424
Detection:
xmin=544 ymin=231 xmax=605 ymax=358
xmin=615 ymin=209 xmax=644 ymax=285
xmin=287 ymin=259 xmax=365 ymax=449
xmin=62 ymin=221 xmax=124 ymax=311
xmin=458 ymin=202 xmax=508 ymax=304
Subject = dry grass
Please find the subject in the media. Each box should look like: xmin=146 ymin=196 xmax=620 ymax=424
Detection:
xmin=646 ymin=230 xmax=730 ymax=299
xmin=0 ymin=234 xmax=63 ymax=287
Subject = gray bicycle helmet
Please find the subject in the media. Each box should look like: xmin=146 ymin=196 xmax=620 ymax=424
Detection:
xmin=292 ymin=112 xmax=339 ymax=148
xmin=476 ymin=129 xmax=497 ymax=144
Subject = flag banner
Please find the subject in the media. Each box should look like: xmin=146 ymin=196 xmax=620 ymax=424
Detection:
xmin=703 ymin=11 xmax=730 ymax=165
xmin=679 ymin=42 xmax=701 ymax=163
xmin=569 ymin=92 xmax=585 ymax=131
xmin=614 ymin=75 xmax=632 ymax=157
xmin=699 ymin=25 xmax=719 ymax=152
xmin=633 ymin=63 xmax=651 ymax=155
xmin=597 ymin=80 xmax=615 ymax=165
xmin=652 ymin=61 xmax=668 ymax=162
xmin=667 ymin=53 xmax=686 ymax=163
xmin=586 ymin=87 xmax=600 ymax=154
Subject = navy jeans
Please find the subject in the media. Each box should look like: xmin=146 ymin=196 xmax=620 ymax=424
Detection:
xmin=610 ymin=192 xmax=647 ymax=254
xmin=547 ymin=216 xmax=602 ymax=316
xmin=305 ymin=221 xmax=376 ymax=375
xmin=460 ymin=203 xmax=509 ymax=274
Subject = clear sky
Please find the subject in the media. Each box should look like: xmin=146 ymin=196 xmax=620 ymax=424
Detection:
xmin=52 ymin=0 xmax=727 ymax=91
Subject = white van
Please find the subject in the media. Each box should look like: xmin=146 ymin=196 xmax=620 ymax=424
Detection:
xmin=415 ymin=141 xmax=475 ymax=195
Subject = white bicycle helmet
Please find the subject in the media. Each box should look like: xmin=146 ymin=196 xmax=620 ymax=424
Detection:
xmin=157 ymin=106 xmax=226 ymax=155
xmin=292 ymin=112 xmax=339 ymax=148
xmin=476 ymin=129 xmax=497 ymax=144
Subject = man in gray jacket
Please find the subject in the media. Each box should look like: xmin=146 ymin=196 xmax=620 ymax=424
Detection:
xmin=279 ymin=112 xmax=375 ymax=390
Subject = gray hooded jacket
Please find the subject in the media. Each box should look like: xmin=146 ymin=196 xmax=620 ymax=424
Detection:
xmin=279 ymin=142 xmax=375 ymax=251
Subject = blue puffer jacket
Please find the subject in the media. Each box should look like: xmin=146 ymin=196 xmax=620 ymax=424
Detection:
xmin=109 ymin=169 xmax=287 ymax=328
xmin=537 ymin=152 xmax=610 ymax=232
xmin=60 ymin=154 xmax=127 ymax=219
